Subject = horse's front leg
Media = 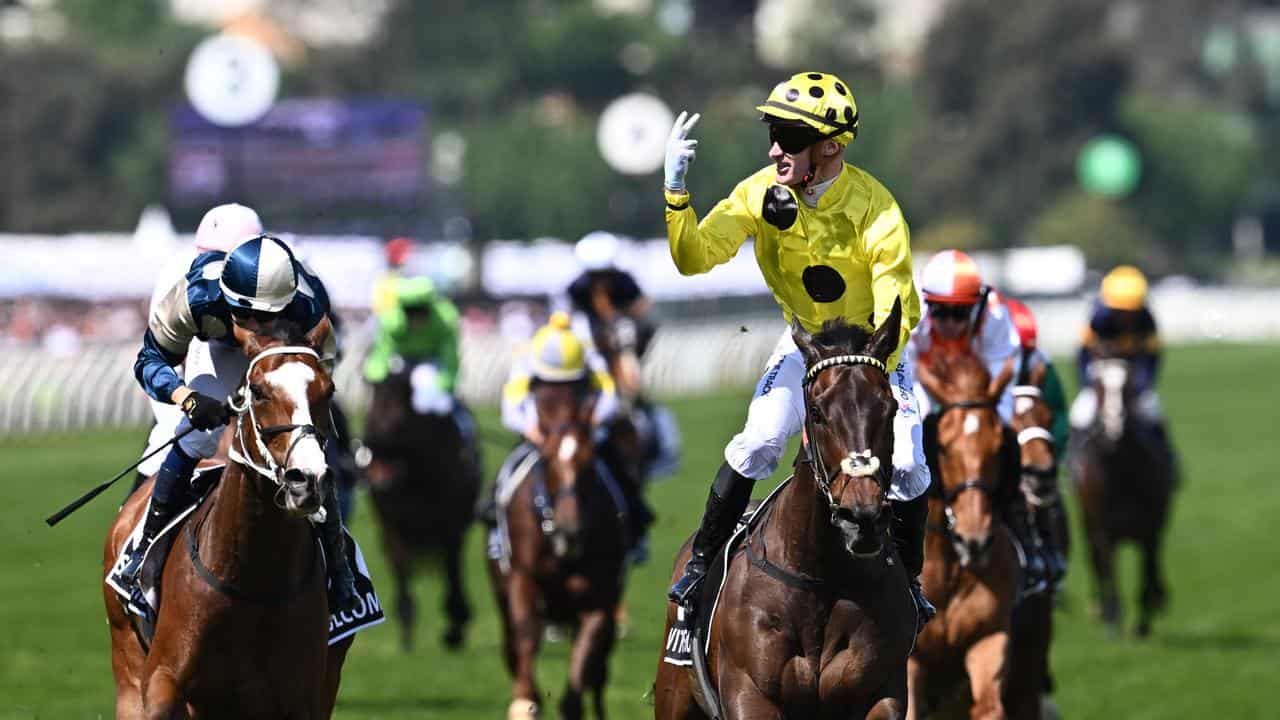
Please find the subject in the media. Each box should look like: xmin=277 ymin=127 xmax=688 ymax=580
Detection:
xmin=719 ymin=670 xmax=783 ymax=720
xmin=506 ymin=570 xmax=543 ymax=719
xmin=141 ymin=666 xmax=186 ymax=720
xmin=441 ymin=530 xmax=472 ymax=650
xmin=1137 ymin=534 xmax=1168 ymax=638
xmin=562 ymin=606 xmax=617 ymax=720
xmin=964 ymin=631 xmax=1008 ymax=720
xmin=905 ymin=656 xmax=926 ymax=720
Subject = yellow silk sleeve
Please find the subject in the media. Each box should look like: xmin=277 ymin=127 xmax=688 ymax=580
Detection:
xmin=665 ymin=183 xmax=757 ymax=277
xmin=863 ymin=193 xmax=920 ymax=370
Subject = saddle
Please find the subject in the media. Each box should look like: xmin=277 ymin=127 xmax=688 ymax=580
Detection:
xmin=661 ymin=479 xmax=790 ymax=668
xmin=106 ymin=466 xmax=384 ymax=649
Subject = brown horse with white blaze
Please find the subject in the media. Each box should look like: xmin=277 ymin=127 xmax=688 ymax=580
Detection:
xmin=654 ymin=301 xmax=917 ymax=719
xmin=104 ymin=319 xmax=352 ymax=719
xmin=489 ymin=382 xmax=629 ymax=720
xmin=909 ymin=349 xmax=1017 ymax=720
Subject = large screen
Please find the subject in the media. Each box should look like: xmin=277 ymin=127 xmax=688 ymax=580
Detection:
xmin=169 ymin=99 xmax=427 ymax=210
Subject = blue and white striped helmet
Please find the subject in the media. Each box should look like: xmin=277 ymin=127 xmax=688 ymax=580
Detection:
xmin=220 ymin=235 xmax=299 ymax=313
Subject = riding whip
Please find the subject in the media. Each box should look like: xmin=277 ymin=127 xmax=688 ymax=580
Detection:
xmin=45 ymin=425 xmax=198 ymax=527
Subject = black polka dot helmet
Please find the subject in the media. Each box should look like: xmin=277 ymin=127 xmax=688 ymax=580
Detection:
xmin=756 ymin=71 xmax=859 ymax=146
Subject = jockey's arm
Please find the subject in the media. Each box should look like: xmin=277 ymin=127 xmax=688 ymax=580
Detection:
xmin=134 ymin=276 xmax=198 ymax=404
xmin=664 ymin=180 xmax=757 ymax=276
xmin=863 ymin=190 xmax=920 ymax=371
xmin=1041 ymin=360 xmax=1070 ymax=456
xmin=587 ymin=350 xmax=619 ymax=427
xmin=431 ymin=298 xmax=462 ymax=394
xmin=501 ymin=356 xmax=541 ymax=443
xmin=980 ymin=305 xmax=1022 ymax=422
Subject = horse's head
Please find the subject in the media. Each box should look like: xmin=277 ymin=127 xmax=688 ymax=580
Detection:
xmin=791 ymin=298 xmax=902 ymax=559
xmin=918 ymin=347 xmax=1012 ymax=568
xmin=1090 ymin=356 xmax=1133 ymax=445
xmin=1010 ymin=360 xmax=1058 ymax=507
xmin=532 ymin=380 xmax=596 ymax=560
xmin=229 ymin=317 xmax=336 ymax=518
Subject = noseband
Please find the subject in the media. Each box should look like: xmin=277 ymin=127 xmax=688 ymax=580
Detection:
xmin=931 ymin=397 xmax=997 ymax=536
xmin=227 ymin=346 xmax=328 ymax=504
xmin=801 ymin=354 xmax=892 ymax=520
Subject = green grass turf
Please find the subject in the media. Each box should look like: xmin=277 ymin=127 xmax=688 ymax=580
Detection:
xmin=1 ymin=342 xmax=1276 ymax=719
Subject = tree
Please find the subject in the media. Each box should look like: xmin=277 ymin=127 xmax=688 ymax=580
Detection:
xmin=910 ymin=0 xmax=1129 ymax=243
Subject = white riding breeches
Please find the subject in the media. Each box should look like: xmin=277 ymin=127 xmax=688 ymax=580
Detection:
xmin=137 ymin=338 xmax=248 ymax=473
xmin=723 ymin=329 xmax=931 ymax=502
xmin=1069 ymin=386 xmax=1163 ymax=430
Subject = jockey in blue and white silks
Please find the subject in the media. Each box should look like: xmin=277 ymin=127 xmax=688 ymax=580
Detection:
xmin=122 ymin=233 xmax=357 ymax=606
xmin=137 ymin=203 xmax=264 ymax=478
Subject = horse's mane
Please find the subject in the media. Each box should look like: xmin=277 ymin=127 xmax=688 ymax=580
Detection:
xmin=809 ymin=318 xmax=873 ymax=356
xmin=253 ymin=318 xmax=308 ymax=344
xmin=926 ymin=346 xmax=990 ymax=398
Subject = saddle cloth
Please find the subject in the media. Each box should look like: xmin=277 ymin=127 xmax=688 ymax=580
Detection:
xmin=488 ymin=444 xmax=630 ymax=574
xmin=662 ymin=478 xmax=791 ymax=667
xmin=105 ymin=466 xmax=384 ymax=647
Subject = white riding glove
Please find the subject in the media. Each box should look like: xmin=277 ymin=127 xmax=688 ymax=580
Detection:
xmin=664 ymin=111 xmax=701 ymax=191
xmin=410 ymin=363 xmax=455 ymax=415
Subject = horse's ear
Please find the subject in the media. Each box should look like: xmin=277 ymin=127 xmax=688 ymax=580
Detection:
xmin=233 ymin=321 xmax=263 ymax=358
xmin=917 ymin=358 xmax=948 ymax=402
xmin=790 ymin=316 xmax=819 ymax=365
xmin=988 ymin=355 xmax=1016 ymax=401
xmin=864 ymin=297 xmax=903 ymax=365
xmin=304 ymin=316 xmax=334 ymax=355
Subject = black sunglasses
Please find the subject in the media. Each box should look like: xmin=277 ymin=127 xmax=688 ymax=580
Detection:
xmin=769 ymin=124 xmax=824 ymax=154
xmin=929 ymin=304 xmax=972 ymax=321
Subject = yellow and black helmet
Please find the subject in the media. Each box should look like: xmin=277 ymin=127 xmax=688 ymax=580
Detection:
xmin=756 ymin=71 xmax=859 ymax=146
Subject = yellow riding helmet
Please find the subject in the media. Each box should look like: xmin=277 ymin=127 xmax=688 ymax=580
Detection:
xmin=530 ymin=312 xmax=587 ymax=382
xmin=1099 ymin=265 xmax=1149 ymax=311
xmin=756 ymin=71 xmax=859 ymax=146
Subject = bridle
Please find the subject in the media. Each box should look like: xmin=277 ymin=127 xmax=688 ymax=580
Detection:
xmin=227 ymin=346 xmax=329 ymax=504
xmin=800 ymin=354 xmax=893 ymax=521
xmin=930 ymin=397 xmax=998 ymax=535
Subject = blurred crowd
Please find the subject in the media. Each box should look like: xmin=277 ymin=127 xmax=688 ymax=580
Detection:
xmin=0 ymin=298 xmax=146 ymax=354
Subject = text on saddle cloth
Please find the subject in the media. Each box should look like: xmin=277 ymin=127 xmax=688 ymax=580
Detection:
xmin=106 ymin=467 xmax=384 ymax=647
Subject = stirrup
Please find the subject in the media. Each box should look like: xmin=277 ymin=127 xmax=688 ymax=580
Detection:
xmin=910 ymin=581 xmax=936 ymax=631
xmin=668 ymin=565 xmax=706 ymax=607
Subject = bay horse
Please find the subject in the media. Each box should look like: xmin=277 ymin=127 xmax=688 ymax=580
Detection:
xmin=1072 ymin=355 xmax=1175 ymax=637
xmin=104 ymin=318 xmax=353 ymax=719
xmin=909 ymin=349 xmax=1018 ymax=720
xmin=1003 ymin=360 xmax=1065 ymax=720
xmin=654 ymin=300 xmax=917 ymax=719
xmin=489 ymin=382 xmax=629 ymax=720
xmin=361 ymin=363 xmax=479 ymax=651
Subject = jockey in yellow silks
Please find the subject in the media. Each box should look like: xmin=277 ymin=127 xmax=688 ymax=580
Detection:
xmin=488 ymin=312 xmax=653 ymax=557
xmin=660 ymin=71 xmax=934 ymax=629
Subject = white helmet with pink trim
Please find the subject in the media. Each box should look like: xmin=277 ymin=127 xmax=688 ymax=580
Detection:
xmin=195 ymin=203 xmax=264 ymax=253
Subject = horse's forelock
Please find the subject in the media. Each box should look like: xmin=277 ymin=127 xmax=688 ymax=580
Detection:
xmin=811 ymin=319 xmax=873 ymax=358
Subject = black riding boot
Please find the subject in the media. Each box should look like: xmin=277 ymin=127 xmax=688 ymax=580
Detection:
xmin=891 ymin=493 xmax=936 ymax=632
xmin=1007 ymin=509 xmax=1049 ymax=595
xmin=120 ymin=445 xmax=196 ymax=589
xmin=667 ymin=462 xmax=754 ymax=607
xmin=1034 ymin=505 xmax=1068 ymax=586
xmin=318 ymin=490 xmax=358 ymax=608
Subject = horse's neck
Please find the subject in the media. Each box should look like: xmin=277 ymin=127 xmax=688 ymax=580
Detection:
xmin=200 ymin=463 xmax=314 ymax=591
xmin=767 ymin=467 xmax=849 ymax=577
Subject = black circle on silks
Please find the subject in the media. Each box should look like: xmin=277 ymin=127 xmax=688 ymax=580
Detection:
xmin=762 ymin=185 xmax=798 ymax=230
xmin=802 ymin=265 xmax=846 ymax=303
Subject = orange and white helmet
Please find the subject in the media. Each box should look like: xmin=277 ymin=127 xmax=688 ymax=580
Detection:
xmin=920 ymin=250 xmax=983 ymax=305
xmin=195 ymin=203 xmax=263 ymax=253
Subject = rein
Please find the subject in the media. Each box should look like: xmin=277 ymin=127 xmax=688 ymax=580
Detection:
xmin=185 ymin=501 xmax=319 ymax=605
xmin=800 ymin=354 xmax=892 ymax=519
xmin=227 ymin=346 xmax=328 ymax=509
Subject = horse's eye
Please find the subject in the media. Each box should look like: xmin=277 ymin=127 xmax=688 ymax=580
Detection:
xmin=249 ymin=383 xmax=266 ymax=402
xmin=810 ymin=406 xmax=826 ymax=425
